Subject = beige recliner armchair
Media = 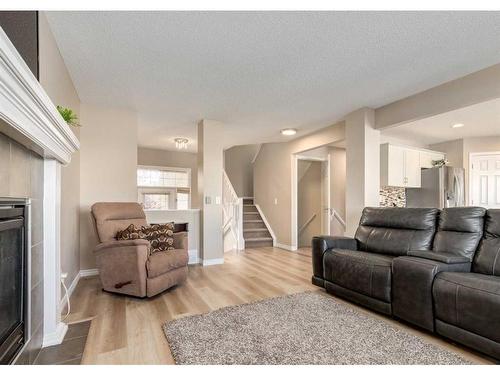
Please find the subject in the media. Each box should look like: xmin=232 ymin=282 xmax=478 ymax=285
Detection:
xmin=91 ymin=202 xmax=188 ymax=297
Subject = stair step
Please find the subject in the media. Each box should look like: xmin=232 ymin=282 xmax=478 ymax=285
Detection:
xmin=243 ymin=205 xmax=258 ymax=213
xmin=243 ymin=228 xmax=268 ymax=232
xmin=245 ymin=237 xmax=273 ymax=242
xmin=244 ymin=221 xmax=266 ymax=229
xmin=244 ymin=237 xmax=273 ymax=249
xmin=243 ymin=198 xmax=254 ymax=205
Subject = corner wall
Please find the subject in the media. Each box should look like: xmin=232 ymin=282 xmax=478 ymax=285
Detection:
xmin=224 ymin=144 xmax=260 ymax=197
xmin=79 ymin=103 xmax=138 ymax=270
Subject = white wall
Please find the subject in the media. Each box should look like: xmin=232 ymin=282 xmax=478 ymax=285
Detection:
xmin=79 ymin=103 xmax=138 ymax=270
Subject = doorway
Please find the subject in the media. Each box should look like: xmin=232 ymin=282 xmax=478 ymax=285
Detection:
xmin=469 ymin=152 xmax=500 ymax=208
xmin=297 ymin=160 xmax=327 ymax=248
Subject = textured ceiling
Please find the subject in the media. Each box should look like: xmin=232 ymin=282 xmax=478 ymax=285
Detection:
xmin=45 ymin=11 xmax=500 ymax=151
xmin=381 ymin=98 xmax=500 ymax=145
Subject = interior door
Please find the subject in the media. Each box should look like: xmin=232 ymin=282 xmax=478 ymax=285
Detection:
xmin=471 ymin=154 xmax=500 ymax=208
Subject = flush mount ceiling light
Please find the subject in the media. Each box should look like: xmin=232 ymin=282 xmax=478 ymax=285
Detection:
xmin=452 ymin=123 xmax=465 ymax=128
xmin=280 ymin=128 xmax=297 ymax=136
xmin=174 ymin=138 xmax=189 ymax=149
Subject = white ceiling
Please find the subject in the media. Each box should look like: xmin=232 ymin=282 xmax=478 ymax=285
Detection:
xmin=381 ymin=98 xmax=500 ymax=146
xmin=45 ymin=11 xmax=500 ymax=152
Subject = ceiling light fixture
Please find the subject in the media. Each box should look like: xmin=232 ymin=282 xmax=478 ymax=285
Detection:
xmin=452 ymin=123 xmax=465 ymax=128
xmin=174 ymin=138 xmax=189 ymax=149
xmin=280 ymin=128 xmax=297 ymax=136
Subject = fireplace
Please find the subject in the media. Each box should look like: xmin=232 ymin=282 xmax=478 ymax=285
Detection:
xmin=0 ymin=199 xmax=28 ymax=364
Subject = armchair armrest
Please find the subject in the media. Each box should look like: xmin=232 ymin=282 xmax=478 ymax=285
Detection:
xmin=95 ymin=239 xmax=150 ymax=252
xmin=407 ymin=250 xmax=470 ymax=264
xmin=173 ymin=231 xmax=188 ymax=251
xmin=94 ymin=239 xmax=150 ymax=297
xmin=312 ymin=236 xmax=357 ymax=287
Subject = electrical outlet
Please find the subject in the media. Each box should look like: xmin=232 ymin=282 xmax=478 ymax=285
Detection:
xmin=274 ymin=198 xmax=278 ymax=205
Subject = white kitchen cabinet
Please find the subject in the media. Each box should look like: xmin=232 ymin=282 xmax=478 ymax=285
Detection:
xmin=404 ymin=148 xmax=421 ymax=187
xmin=381 ymin=144 xmax=421 ymax=188
xmin=381 ymin=144 xmax=446 ymax=188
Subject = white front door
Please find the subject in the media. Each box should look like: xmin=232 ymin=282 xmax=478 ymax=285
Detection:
xmin=470 ymin=153 xmax=500 ymax=208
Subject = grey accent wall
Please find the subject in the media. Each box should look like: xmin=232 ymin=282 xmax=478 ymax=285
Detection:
xmin=0 ymin=131 xmax=44 ymax=365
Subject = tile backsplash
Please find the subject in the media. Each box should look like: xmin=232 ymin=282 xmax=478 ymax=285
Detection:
xmin=380 ymin=186 xmax=406 ymax=207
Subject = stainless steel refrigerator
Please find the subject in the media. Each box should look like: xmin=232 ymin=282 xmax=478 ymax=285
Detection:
xmin=406 ymin=166 xmax=465 ymax=208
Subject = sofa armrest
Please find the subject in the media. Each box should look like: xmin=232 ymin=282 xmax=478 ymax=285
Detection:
xmin=392 ymin=256 xmax=472 ymax=331
xmin=407 ymin=250 xmax=470 ymax=264
xmin=94 ymin=239 xmax=149 ymax=297
xmin=312 ymin=236 xmax=357 ymax=287
xmin=95 ymin=239 xmax=150 ymax=252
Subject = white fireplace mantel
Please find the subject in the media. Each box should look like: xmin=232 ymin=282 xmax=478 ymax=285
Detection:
xmin=0 ymin=28 xmax=79 ymax=164
xmin=0 ymin=28 xmax=80 ymax=350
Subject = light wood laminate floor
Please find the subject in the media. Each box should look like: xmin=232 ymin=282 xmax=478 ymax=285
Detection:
xmin=66 ymin=247 xmax=493 ymax=365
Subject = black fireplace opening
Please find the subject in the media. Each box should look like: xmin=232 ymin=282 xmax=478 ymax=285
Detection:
xmin=0 ymin=199 xmax=28 ymax=365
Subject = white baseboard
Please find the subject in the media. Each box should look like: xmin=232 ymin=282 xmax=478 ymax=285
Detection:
xmin=188 ymin=249 xmax=199 ymax=264
xmin=42 ymin=322 xmax=68 ymax=347
xmin=202 ymin=258 xmax=224 ymax=266
xmin=276 ymin=243 xmax=298 ymax=251
xmin=79 ymin=268 xmax=99 ymax=277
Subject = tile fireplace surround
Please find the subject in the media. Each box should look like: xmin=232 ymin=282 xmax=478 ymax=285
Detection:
xmin=0 ymin=28 xmax=79 ymax=364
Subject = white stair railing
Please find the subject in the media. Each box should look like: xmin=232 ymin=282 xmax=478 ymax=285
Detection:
xmin=223 ymin=171 xmax=245 ymax=250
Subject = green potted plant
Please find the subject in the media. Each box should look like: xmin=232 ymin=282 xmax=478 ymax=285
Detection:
xmin=57 ymin=105 xmax=81 ymax=127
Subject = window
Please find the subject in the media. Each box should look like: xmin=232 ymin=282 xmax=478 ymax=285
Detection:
xmin=143 ymin=193 xmax=169 ymax=210
xmin=137 ymin=168 xmax=189 ymax=188
xmin=137 ymin=166 xmax=191 ymax=210
xmin=176 ymin=190 xmax=189 ymax=210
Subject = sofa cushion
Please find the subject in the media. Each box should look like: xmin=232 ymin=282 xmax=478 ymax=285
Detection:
xmin=323 ymin=249 xmax=394 ymax=302
xmin=354 ymin=207 xmax=439 ymax=256
xmin=432 ymin=207 xmax=486 ymax=259
xmin=146 ymin=249 xmax=189 ymax=278
xmin=433 ymin=272 xmax=500 ymax=343
xmin=473 ymin=209 xmax=500 ymax=276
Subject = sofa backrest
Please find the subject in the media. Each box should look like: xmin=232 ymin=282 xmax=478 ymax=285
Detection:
xmin=91 ymin=202 xmax=148 ymax=242
xmin=432 ymin=207 xmax=486 ymax=260
xmin=355 ymin=207 xmax=439 ymax=256
xmin=473 ymin=209 xmax=500 ymax=276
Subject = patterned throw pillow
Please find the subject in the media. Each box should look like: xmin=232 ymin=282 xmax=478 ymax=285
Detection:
xmin=116 ymin=222 xmax=175 ymax=254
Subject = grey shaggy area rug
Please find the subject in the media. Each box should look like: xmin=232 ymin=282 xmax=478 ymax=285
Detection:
xmin=163 ymin=292 xmax=471 ymax=365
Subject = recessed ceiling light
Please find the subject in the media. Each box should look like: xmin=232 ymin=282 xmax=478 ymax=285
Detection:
xmin=280 ymin=128 xmax=297 ymax=136
xmin=452 ymin=123 xmax=465 ymax=128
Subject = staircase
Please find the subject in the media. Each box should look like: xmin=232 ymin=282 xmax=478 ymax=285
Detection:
xmin=242 ymin=198 xmax=273 ymax=248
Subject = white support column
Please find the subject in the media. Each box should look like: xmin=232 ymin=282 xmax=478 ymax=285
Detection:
xmin=43 ymin=159 xmax=67 ymax=347
xmin=345 ymin=108 xmax=381 ymax=236
xmin=197 ymin=119 xmax=224 ymax=265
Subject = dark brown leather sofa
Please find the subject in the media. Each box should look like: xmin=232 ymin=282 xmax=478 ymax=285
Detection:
xmin=312 ymin=207 xmax=500 ymax=361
